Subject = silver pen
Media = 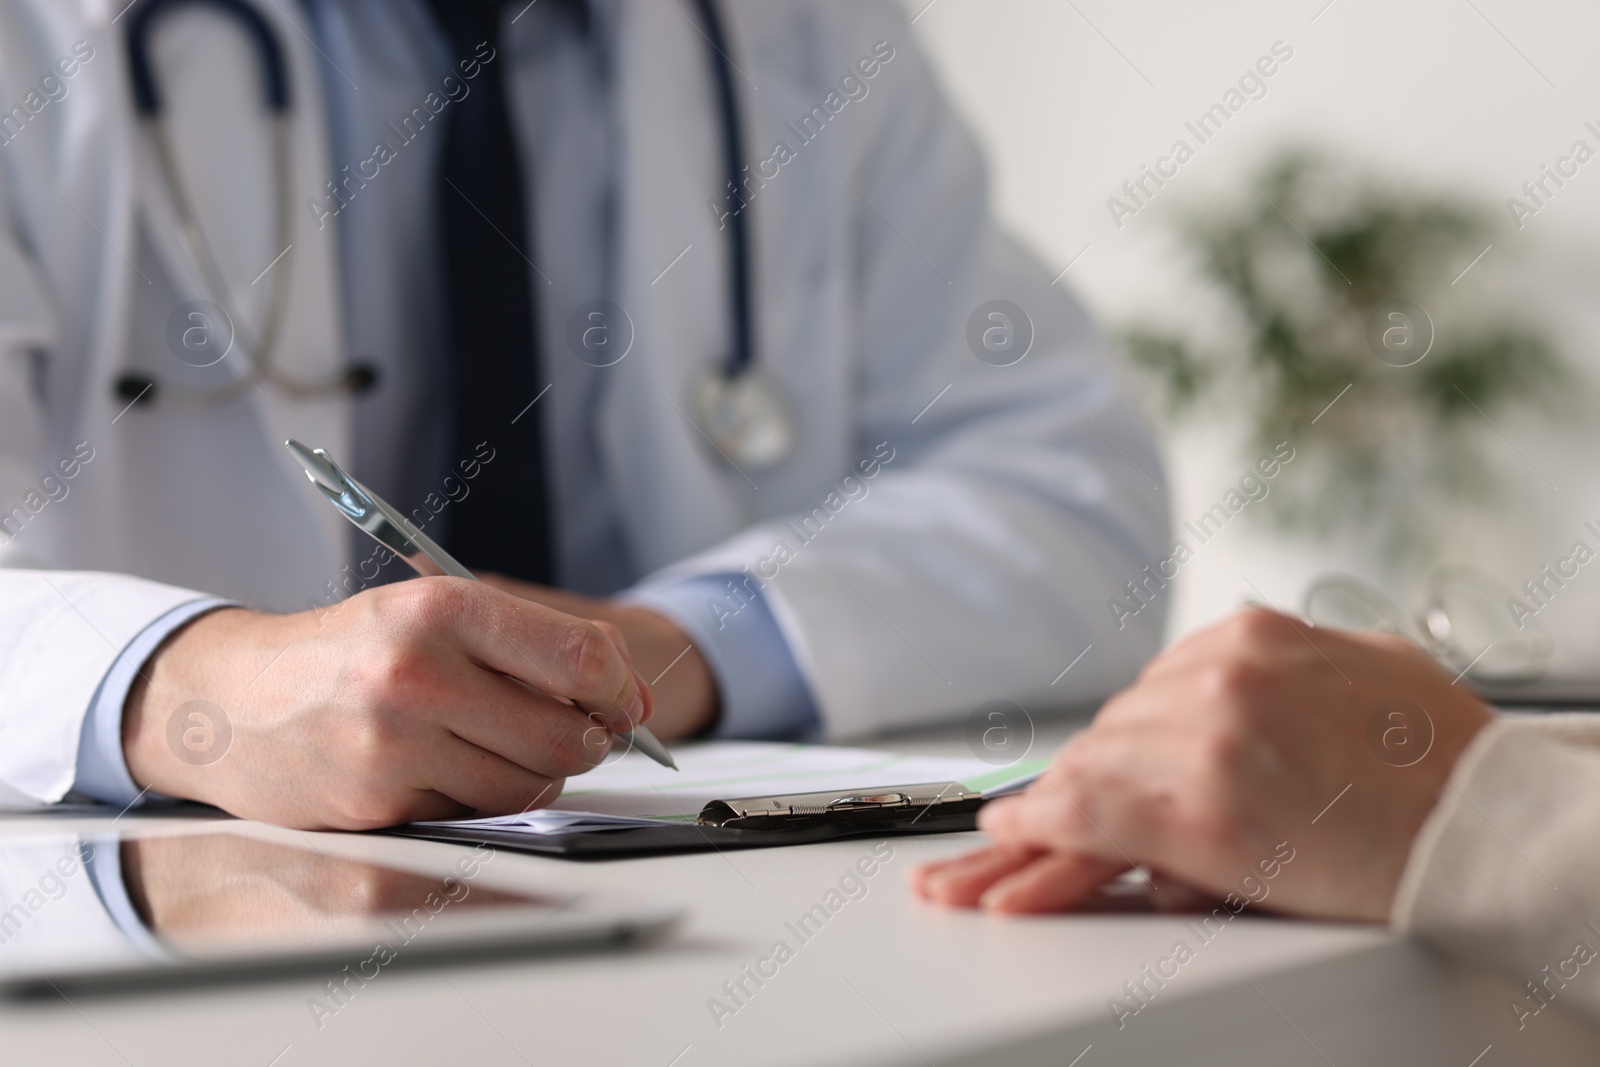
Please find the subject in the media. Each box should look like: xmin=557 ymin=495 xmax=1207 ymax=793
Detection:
xmin=285 ymin=439 xmax=678 ymax=771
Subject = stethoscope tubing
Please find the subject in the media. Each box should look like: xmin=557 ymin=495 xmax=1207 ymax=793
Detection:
xmin=117 ymin=0 xmax=757 ymax=412
xmin=126 ymin=0 xmax=291 ymax=117
xmin=121 ymin=0 xmax=373 ymax=407
xmin=693 ymin=0 xmax=755 ymax=381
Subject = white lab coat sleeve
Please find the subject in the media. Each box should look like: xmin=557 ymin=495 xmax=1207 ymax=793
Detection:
xmin=0 ymin=570 xmax=217 ymax=807
xmin=0 ymin=137 xmax=213 ymax=808
xmin=0 ymin=143 xmax=53 ymax=572
xmin=632 ymin=3 xmax=1170 ymax=739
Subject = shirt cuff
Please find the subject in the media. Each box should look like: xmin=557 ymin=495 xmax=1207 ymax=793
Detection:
xmin=623 ymin=574 xmax=820 ymax=740
xmin=73 ymin=599 xmax=234 ymax=807
xmin=83 ymin=834 xmax=171 ymax=962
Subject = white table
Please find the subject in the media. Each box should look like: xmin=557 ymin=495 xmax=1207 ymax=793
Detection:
xmin=3 ymin=719 xmax=1597 ymax=1067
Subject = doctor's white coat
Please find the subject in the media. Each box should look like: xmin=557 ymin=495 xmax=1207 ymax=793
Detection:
xmin=0 ymin=0 xmax=1168 ymax=805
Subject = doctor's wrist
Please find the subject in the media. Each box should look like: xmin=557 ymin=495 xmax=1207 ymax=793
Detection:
xmin=122 ymin=607 xmax=287 ymax=805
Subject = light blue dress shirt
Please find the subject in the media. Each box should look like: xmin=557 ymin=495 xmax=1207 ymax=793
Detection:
xmin=72 ymin=0 xmax=816 ymax=805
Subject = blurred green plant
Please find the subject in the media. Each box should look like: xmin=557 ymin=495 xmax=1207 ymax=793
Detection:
xmin=1123 ymin=147 xmax=1570 ymax=563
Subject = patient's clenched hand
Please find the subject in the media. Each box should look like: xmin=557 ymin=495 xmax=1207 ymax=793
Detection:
xmin=911 ymin=609 xmax=1492 ymax=922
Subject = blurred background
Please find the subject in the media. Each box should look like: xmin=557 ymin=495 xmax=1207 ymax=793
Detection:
xmin=906 ymin=0 xmax=1600 ymax=675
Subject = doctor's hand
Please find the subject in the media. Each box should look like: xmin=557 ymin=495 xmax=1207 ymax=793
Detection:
xmin=475 ymin=574 xmax=719 ymax=741
xmin=910 ymin=609 xmax=1492 ymax=923
xmin=121 ymin=578 xmax=653 ymax=830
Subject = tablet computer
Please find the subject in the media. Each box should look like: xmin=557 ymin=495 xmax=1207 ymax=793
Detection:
xmin=0 ymin=826 xmax=679 ymax=997
xmin=1474 ymin=675 xmax=1600 ymax=708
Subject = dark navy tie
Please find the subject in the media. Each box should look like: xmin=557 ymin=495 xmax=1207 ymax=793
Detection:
xmin=427 ymin=0 xmax=553 ymax=583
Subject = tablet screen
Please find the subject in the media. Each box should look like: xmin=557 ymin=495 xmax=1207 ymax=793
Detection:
xmin=120 ymin=831 xmax=552 ymax=956
xmin=0 ymin=828 xmax=671 ymax=994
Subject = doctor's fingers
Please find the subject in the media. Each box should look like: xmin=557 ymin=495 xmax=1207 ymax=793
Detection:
xmin=591 ymin=618 xmax=640 ymax=673
xmin=418 ymin=580 xmax=647 ymax=732
xmin=441 ymin=672 xmax=618 ymax=781
xmin=303 ymin=735 xmax=562 ymax=829
xmin=590 ymin=618 xmax=655 ymax=726
xmin=407 ymin=734 xmax=570 ymax=820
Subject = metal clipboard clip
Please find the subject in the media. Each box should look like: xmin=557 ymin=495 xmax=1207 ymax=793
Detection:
xmin=697 ymin=781 xmax=985 ymax=831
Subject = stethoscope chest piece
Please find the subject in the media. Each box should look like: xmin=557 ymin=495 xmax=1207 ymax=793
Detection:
xmin=693 ymin=367 xmax=797 ymax=471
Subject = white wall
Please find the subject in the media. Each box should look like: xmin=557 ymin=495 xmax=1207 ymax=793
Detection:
xmin=907 ymin=0 xmax=1600 ymax=672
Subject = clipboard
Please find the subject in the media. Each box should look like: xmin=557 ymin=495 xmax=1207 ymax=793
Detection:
xmin=384 ymin=781 xmax=988 ymax=859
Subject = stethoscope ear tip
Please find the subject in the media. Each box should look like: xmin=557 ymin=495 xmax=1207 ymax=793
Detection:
xmin=114 ymin=374 xmax=158 ymax=406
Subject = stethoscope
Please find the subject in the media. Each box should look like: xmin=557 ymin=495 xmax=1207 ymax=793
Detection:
xmin=117 ymin=0 xmax=379 ymax=410
xmin=685 ymin=0 xmax=796 ymax=469
xmin=117 ymin=0 xmax=797 ymax=470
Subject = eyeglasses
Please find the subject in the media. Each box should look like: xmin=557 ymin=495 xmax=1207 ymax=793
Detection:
xmin=1301 ymin=564 xmax=1551 ymax=684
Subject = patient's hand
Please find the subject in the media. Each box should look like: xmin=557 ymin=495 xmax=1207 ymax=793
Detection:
xmin=911 ymin=609 xmax=1492 ymax=922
